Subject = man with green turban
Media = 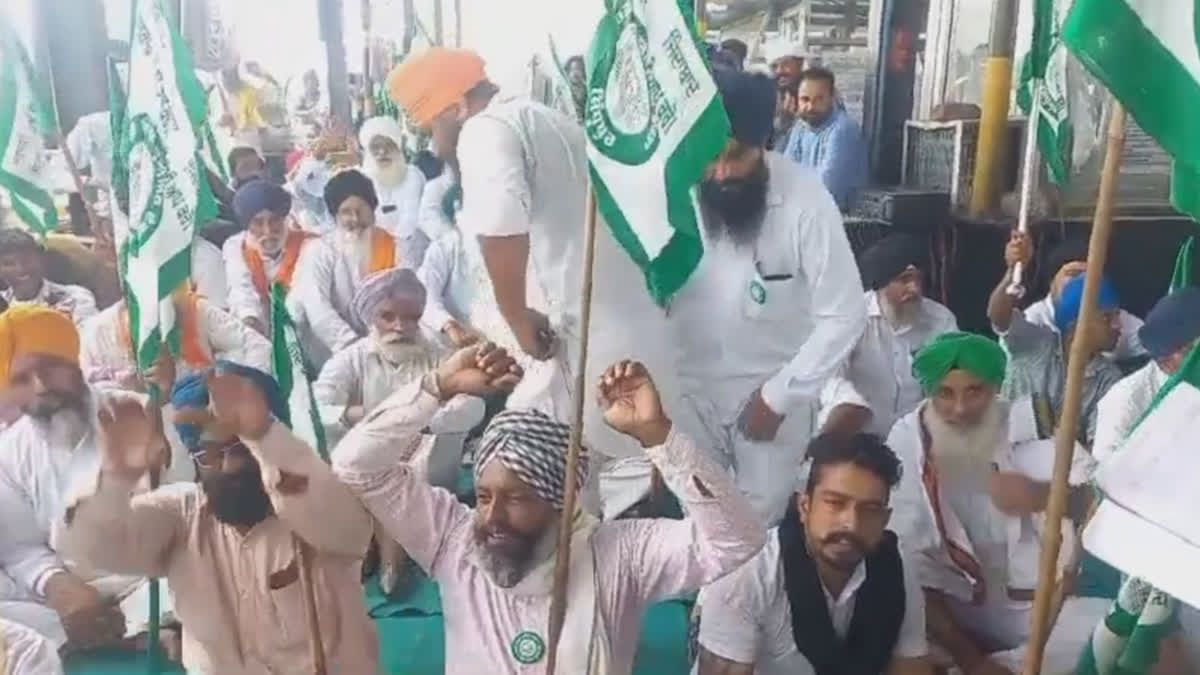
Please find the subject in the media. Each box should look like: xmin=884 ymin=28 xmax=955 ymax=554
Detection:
xmin=884 ymin=331 xmax=1101 ymax=675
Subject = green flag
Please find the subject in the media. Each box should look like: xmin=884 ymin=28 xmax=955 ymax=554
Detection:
xmin=108 ymin=56 xmax=129 ymax=210
xmin=585 ymin=0 xmax=729 ymax=305
xmin=270 ymin=282 xmax=328 ymax=461
xmin=1062 ymin=0 xmax=1200 ymax=220
xmin=1016 ymin=0 xmax=1074 ymax=185
xmin=0 ymin=18 xmax=59 ymax=234
xmin=115 ymin=0 xmax=219 ymax=373
xmin=1170 ymin=236 xmax=1195 ymax=292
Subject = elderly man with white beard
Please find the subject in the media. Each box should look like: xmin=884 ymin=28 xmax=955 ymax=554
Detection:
xmin=885 ymin=332 xmax=1102 ymax=675
xmin=359 ymin=116 xmax=429 ymax=265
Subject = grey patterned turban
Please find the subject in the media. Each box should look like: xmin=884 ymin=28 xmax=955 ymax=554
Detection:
xmin=475 ymin=409 xmax=589 ymax=511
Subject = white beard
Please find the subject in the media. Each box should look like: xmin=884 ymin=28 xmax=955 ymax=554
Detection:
xmin=923 ymin=400 xmax=1009 ymax=488
xmin=366 ymin=157 xmax=408 ymax=188
xmin=335 ymin=227 xmax=372 ymax=271
xmin=880 ymin=291 xmax=921 ymax=330
xmin=35 ymin=404 xmax=90 ymax=449
xmin=368 ymin=328 xmax=433 ymax=366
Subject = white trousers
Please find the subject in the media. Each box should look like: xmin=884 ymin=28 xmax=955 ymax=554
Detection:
xmin=673 ymin=388 xmax=816 ymax=527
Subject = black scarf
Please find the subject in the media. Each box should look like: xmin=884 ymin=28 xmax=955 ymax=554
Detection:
xmin=778 ymin=504 xmax=906 ymax=675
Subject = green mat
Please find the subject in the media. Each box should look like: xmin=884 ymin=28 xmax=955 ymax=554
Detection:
xmin=67 ymin=578 xmax=693 ymax=675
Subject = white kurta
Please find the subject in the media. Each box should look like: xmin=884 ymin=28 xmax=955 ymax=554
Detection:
xmin=818 ymin=290 xmax=928 ymax=437
xmin=370 ymin=169 xmax=428 ymax=266
xmin=667 ymin=153 xmax=866 ymax=525
xmin=0 ymin=617 xmax=63 ymax=675
xmin=1024 ymin=296 xmax=1145 ymax=360
xmin=0 ymin=390 xmax=169 ymax=646
xmin=890 ymin=297 xmax=959 ymax=356
xmin=192 ymin=238 xmax=229 ymax=311
xmin=454 ymin=96 xmax=683 ymax=471
xmin=1 ymin=280 xmax=98 ymax=327
xmin=221 ymin=232 xmax=315 ymax=328
xmin=291 ymin=229 xmax=393 ymax=354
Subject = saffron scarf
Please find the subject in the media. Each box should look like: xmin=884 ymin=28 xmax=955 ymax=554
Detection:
xmin=119 ymin=293 xmax=211 ymax=368
xmin=243 ymin=229 xmax=314 ymax=300
xmin=368 ymin=227 xmax=397 ymax=273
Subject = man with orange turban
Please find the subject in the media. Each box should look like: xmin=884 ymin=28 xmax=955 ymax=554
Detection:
xmin=387 ymin=48 xmax=685 ymax=519
xmin=0 ymin=306 xmax=173 ymax=652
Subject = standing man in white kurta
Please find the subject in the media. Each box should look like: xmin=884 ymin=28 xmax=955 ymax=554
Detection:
xmin=387 ymin=48 xmax=685 ymax=515
xmin=668 ymin=71 xmax=865 ymax=525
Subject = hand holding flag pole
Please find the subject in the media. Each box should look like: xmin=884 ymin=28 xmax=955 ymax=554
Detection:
xmin=1007 ymin=85 xmax=1042 ymax=299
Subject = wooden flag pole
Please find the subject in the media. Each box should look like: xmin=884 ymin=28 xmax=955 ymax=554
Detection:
xmin=1022 ymin=101 xmax=1127 ymax=675
xmin=544 ymin=188 xmax=600 ymax=675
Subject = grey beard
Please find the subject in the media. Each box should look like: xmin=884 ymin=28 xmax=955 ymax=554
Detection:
xmin=474 ymin=520 xmax=560 ymax=589
xmin=924 ymin=399 xmax=1009 ymax=486
xmin=880 ymin=292 xmax=920 ymax=329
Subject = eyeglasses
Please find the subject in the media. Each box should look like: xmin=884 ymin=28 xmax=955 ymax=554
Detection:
xmin=192 ymin=439 xmax=251 ymax=470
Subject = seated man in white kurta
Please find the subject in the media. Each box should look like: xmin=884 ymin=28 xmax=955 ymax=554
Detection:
xmin=886 ymin=332 xmax=1103 ymax=675
xmin=0 ymin=307 xmax=171 ymax=651
xmin=314 ymin=268 xmax=483 ymax=596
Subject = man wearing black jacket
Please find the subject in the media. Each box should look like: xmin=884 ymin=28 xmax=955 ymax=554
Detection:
xmin=695 ymin=433 xmax=932 ymax=675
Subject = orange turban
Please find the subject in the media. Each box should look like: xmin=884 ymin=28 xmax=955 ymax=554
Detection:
xmin=0 ymin=305 xmax=80 ymax=385
xmin=387 ymin=47 xmax=487 ymax=127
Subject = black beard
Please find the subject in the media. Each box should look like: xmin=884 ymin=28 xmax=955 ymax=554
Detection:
xmin=201 ymin=462 xmax=274 ymax=527
xmin=700 ymin=162 xmax=769 ymax=246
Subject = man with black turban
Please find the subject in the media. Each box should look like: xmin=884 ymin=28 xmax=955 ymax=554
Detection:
xmin=885 ymin=332 xmax=1102 ymax=675
xmin=55 ymin=361 xmax=378 ymax=673
xmin=667 ymin=69 xmax=865 ymax=526
xmin=333 ymin=347 xmax=764 ymax=674
xmin=291 ymin=168 xmax=401 ymax=362
xmin=817 ymin=234 xmax=960 ymax=437
xmin=223 ymin=180 xmax=317 ymax=334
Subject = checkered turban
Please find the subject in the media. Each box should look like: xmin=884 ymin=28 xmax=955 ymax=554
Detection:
xmin=474 ymin=409 xmax=588 ymax=511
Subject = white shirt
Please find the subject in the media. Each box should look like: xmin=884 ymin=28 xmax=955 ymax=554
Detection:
xmin=890 ymin=297 xmax=958 ymax=357
xmin=291 ymin=229 xmax=387 ymax=352
xmin=1 ymin=617 xmax=63 ymax=675
xmin=819 ymin=291 xmax=931 ymax=436
xmin=455 ymin=96 xmax=682 ymax=460
xmin=65 ymin=112 xmax=113 ymax=188
xmin=192 ymin=238 xmax=228 ymax=311
xmin=370 ymin=169 xmax=428 ymax=266
xmin=1024 ymin=296 xmax=1145 ymax=360
xmin=1 ymin=280 xmax=97 ymax=326
xmin=417 ymin=172 xmax=457 ymax=244
xmin=697 ymin=533 xmax=927 ymax=675
xmin=1092 ymin=362 xmax=1169 ymax=465
xmin=79 ymin=298 xmax=272 ymax=387
xmin=668 ymin=152 xmax=866 ymax=416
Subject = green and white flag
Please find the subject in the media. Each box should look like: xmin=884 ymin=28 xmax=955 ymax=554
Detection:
xmin=1016 ymin=0 xmax=1074 ymax=185
xmin=270 ymin=282 xmax=328 ymax=461
xmin=585 ymin=0 xmax=729 ymax=305
xmin=1077 ymin=577 xmax=1179 ymax=675
xmin=0 ymin=19 xmax=59 ymax=234
xmin=1062 ymin=0 xmax=1200 ymax=220
xmin=116 ymin=0 xmax=218 ymax=372
xmin=1170 ymin=236 xmax=1195 ymax=292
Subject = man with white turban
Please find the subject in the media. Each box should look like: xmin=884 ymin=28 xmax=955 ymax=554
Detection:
xmin=334 ymin=349 xmax=765 ymax=674
xmin=359 ymin=116 xmax=429 ymax=265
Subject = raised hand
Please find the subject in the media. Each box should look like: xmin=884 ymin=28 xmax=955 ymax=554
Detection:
xmin=598 ymin=360 xmax=671 ymax=447
xmin=97 ymin=394 xmax=168 ymax=482
xmin=206 ymin=367 xmax=274 ymax=441
xmin=435 ymin=343 xmax=523 ymax=399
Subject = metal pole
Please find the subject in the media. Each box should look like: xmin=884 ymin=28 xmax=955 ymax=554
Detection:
xmin=1021 ymin=101 xmax=1128 ymax=675
xmin=454 ymin=0 xmax=462 ymax=47
xmin=1007 ymin=85 xmax=1042 ymax=298
xmin=968 ymin=0 xmax=1019 ymax=216
xmin=434 ymin=0 xmax=445 ymax=45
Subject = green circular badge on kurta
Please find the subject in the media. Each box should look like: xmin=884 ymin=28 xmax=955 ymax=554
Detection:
xmin=750 ymin=279 xmax=767 ymax=304
xmin=511 ymin=630 xmax=546 ymax=664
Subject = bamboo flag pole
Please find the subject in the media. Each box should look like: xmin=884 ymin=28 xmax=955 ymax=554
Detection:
xmin=1007 ymin=85 xmax=1042 ymax=298
xmin=1022 ymin=100 xmax=1127 ymax=675
xmin=544 ymin=188 xmax=600 ymax=675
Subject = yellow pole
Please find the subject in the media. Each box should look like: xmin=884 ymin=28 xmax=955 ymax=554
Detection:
xmin=968 ymin=0 xmax=1019 ymax=216
xmin=695 ymin=0 xmax=707 ymax=37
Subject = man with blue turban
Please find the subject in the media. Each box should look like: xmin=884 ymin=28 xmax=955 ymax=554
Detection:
xmin=988 ymin=232 xmax=1124 ymax=446
xmin=55 ymin=361 xmax=378 ymax=673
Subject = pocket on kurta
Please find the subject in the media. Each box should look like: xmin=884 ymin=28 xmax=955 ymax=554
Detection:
xmin=266 ymin=558 xmax=312 ymax=647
